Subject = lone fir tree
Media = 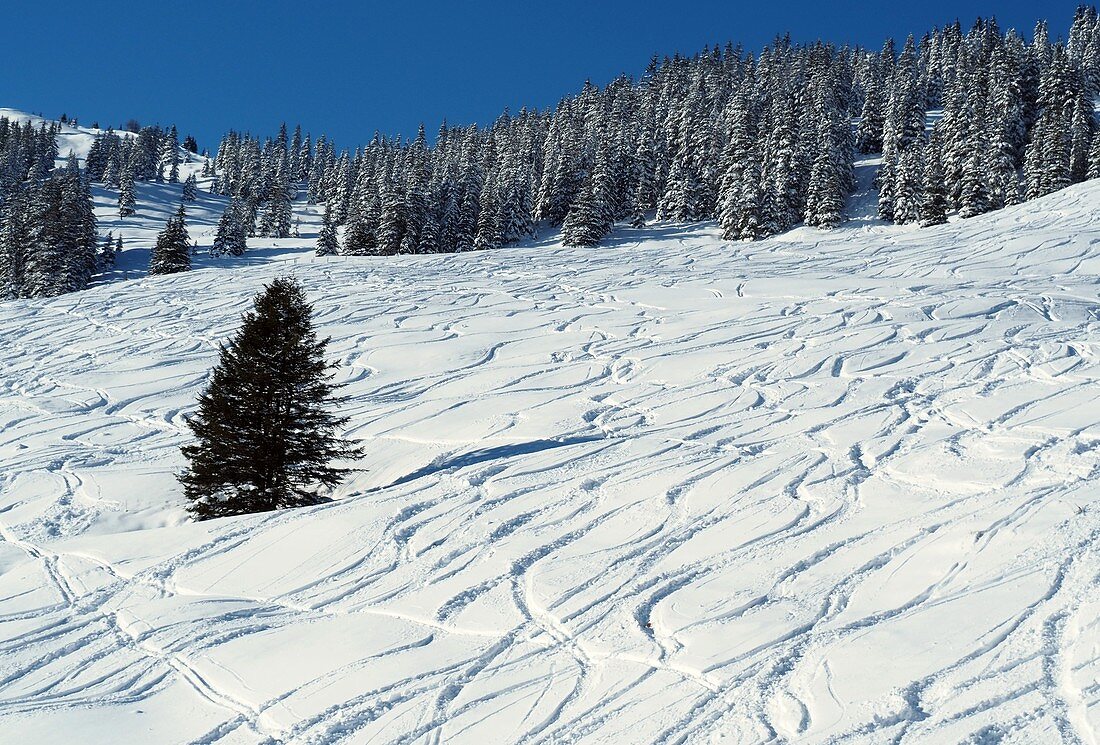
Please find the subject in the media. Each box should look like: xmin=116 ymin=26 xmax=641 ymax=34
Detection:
xmin=179 ymin=278 xmax=361 ymax=519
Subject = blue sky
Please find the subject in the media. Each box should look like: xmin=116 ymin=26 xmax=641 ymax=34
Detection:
xmin=2 ymin=1 xmax=1086 ymax=152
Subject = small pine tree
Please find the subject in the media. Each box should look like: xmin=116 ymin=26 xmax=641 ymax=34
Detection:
xmin=99 ymin=231 xmax=116 ymax=269
xmin=182 ymin=173 xmax=198 ymax=202
xmin=149 ymin=206 xmax=191 ymax=275
xmin=179 ymin=277 xmax=361 ymax=519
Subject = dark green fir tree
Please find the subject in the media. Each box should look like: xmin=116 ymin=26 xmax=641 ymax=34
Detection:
xmin=179 ymin=278 xmax=361 ymax=519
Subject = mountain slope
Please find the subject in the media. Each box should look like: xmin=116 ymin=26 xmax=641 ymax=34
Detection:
xmin=1 ymin=147 xmax=1100 ymax=742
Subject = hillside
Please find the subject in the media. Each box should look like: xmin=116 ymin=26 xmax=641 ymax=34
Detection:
xmin=0 ymin=113 xmax=1098 ymax=743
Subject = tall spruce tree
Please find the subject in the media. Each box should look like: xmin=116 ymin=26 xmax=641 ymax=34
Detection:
xmin=315 ymin=202 xmax=340 ymax=256
xmin=179 ymin=277 xmax=361 ymax=519
xmin=1088 ymin=130 xmax=1100 ymax=178
xmin=103 ymin=149 xmax=121 ymax=187
xmin=23 ymin=177 xmax=67 ymax=297
xmin=118 ymin=161 xmax=137 ymax=217
xmin=561 ymin=177 xmax=606 ymax=246
xmin=920 ymin=137 xmax=949 ymax=226
xmin=717 ymin=91 xmax=764 ymax=240
xmin=0 ymin=185 xmax=30 ymax=298
xmin=163 ymin=125 xmax=181 ymax=183
xmin=890 ymin=143 xmax=924 ymax=224
xmin=258 ymin=164 xmax=293 ymax=238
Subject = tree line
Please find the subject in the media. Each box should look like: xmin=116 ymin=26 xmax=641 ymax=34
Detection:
xmin=0 ymin=113 xmax=200 ymax=299
xmin=0 ymin=126 xmax=98 ymax=299
xmin=5 ymin=9 xmax=1100 ymax=299
xmin=199 ymin=9 xmax=1100 ymax=256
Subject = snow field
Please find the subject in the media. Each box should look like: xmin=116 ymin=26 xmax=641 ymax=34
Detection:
xmin=0 ymin=134 xmax=1099 ymax=742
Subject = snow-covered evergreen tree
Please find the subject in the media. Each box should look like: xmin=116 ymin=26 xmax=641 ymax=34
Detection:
xmin=315 ymin=202 xmax=340 ymax=257
xmin=891 ymin=143 xmax=924 ymax=224
xmin=919 ymin=137 xmax=949 ymax=227
xmin=149 ymin=205 xmax=191 ymax=275
xmin=1088 ymin=130 xmax=1100 ymax=179
xmin=99 ymin=231 xmax=116 ymax=269
xmin=118 ymin=161 xmax=137 ymax=217
xmin=562 ymin=178 xmax=606 ymax=247
xmin=163 ymin=125 xmax=181 ymax=183
xmin=211 ymin=201 xmax=248 ymax=258
xmin=342 ymin=215 xmax=374 ymax=256
xmin=0 ymin=185 xmax=30 ymax=298
xmin=717 ymin=91 xmax=764 ymax=240
xmin=182 ymin=173 xmax=198 ymax=202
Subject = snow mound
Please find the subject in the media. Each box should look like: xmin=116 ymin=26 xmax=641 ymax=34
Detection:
xmin=1 ymin=131 xmax=1100 ymax=742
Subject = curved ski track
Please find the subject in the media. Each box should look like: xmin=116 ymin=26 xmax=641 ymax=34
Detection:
xmin=1 ymin=183 xmax=1100 ymax=743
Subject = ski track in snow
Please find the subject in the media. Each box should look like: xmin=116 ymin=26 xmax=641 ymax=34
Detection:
xmin=1 ymin=121 xmax=1100 ymax=742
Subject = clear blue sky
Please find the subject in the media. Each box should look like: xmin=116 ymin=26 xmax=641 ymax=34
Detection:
xmin=2 ymin=1 xmax=1085 ymax=152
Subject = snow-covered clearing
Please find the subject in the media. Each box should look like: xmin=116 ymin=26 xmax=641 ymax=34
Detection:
xmin=1 ymin=138 xmax=1100 ymax=742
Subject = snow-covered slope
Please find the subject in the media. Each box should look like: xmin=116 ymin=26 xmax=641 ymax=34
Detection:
xmin=0 ymin=108 xmax=205 ymax=174
xmin=2 ymin=120 xmax=1100 ymax=744
xmin=0 ymin=107 xmax=112 ymax=163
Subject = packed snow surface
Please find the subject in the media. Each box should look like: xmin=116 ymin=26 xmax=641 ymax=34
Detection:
xmin=2 ymin=158 xmax=1100 ymax=743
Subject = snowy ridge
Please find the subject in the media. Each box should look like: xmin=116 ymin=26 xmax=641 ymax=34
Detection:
xmin=0 ymin=107 xmax=111 ymax=163
xmin=1 ymin=131 xmax=1100 ymax=742
xmin=0 ymin=108 xmax=202 ymax=172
